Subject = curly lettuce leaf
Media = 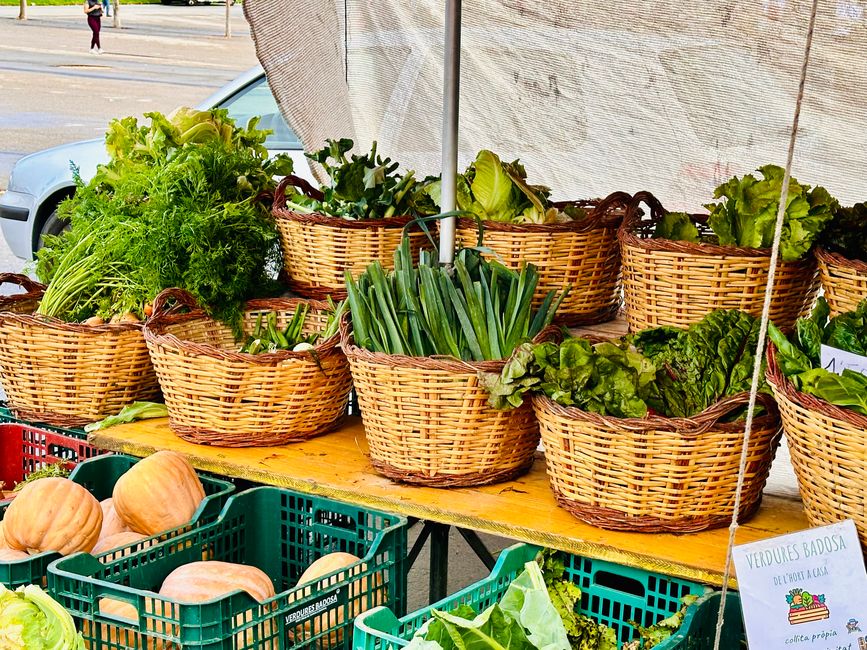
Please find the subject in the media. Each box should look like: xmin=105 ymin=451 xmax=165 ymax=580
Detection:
xmin=705 ymin=165 xmax=837 ymax=261
xmin=653 ymin=212 xmax=699 ymax=242
xmin=627 ymin=594 xmax=698 ymax=649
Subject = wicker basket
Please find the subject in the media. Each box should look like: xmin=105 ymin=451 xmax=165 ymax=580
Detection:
xmin=340 ymin=315 xmax=549 ymax=487
xmin=0 ymin=300 xmax=158 ymax=428
xmin=455 ymin=192 xmax=632 ymax=326
xmin=272 ymin=175 xmax=427 ymax=300
xmin=767 ymin=345 xmax=867 ymax=548
xmin=533 ymin=392 xmax=781 ymax=532
xmin=815 ymin=247 xmax=867 ymax=316
xmin=620 ymin=191 xmax=819 ymax=332
xmin=144 ymin=288 xmax=352 ymax=447
xmin=0 ymin=273 xmax=45 ymax=314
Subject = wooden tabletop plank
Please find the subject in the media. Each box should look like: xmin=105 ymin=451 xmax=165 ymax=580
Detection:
xmin=89 ymin=416 xmax=809 ymax=588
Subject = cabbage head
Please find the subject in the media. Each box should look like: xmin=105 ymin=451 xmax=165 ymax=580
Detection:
xmin=0 ymin=584 xmax=84 ymax=650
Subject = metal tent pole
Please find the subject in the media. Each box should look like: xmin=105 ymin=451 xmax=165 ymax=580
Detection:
xmin=438 ymin=0 xmax=462 ymax=264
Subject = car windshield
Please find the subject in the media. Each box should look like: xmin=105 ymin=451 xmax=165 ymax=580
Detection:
xmin=218 ymin=76 xmax=301 ymax=150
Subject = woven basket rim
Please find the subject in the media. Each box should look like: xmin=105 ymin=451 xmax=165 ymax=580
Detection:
xmin=272 ymin=208 xmax=420 ymax=230
xmin=144 ymin=291 xmax=342 ymax=365
xmin=766 ymin=343 xmax=867 ymax=428
xmin=454 ymin=191 xmax=632 ymax=234
xmin=0 ymin=311 xmax=144 ymax=333
xmin=815 ymin=246 xmax=867 ymax=274
xmin=531 ymin=391 xmax=779 ymax=436
xmin=619 ymin=190 xmax=811 ymax=259
xmin=339 ymin=311 xmax=560 ymax=373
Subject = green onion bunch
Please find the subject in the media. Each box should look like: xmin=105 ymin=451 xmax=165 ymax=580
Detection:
xmin=345 ymin=237 xmax=568 ymax=361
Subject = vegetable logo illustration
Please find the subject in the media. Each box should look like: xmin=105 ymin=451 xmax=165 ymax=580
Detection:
xmin=786 ymin=588 xmax=829 ymax=625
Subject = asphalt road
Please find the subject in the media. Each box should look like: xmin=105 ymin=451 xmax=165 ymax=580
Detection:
xmin=0 ymin=3 xmax=259 ymax=271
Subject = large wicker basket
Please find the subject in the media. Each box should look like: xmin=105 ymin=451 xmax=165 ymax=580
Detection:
xmin=0 ymin=273 xmax=45 ymax=314
xmin=767 ymin=344 xmax=867 ymax=549
xmin=455 ymin=192 xmax=632 ymax=326
xmin=620 ymin=191 xmax=819 ymax=332
xmin=0 ymin=293 xmax=158 ymax=428
xmin=340 ymin=315 xmax=547 ymax=487
xmin=815 ymin=247 xmax=867 ymax=316
xmin=272 ymin=175 xmax=427 ymax=299
xmin=144 ymin=288 xmax=352 ymax=447
xmin=533 ymin=392 xmax=781 ymax=532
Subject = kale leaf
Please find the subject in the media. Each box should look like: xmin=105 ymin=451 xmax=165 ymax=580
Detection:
xmin=818 ymin=202 xmax=867 ymax=261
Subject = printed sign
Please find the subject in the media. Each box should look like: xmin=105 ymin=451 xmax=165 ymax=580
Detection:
xmin=820 ymin=344 xmax=867 ymax=377
xmin=284 ymin=585 xmax=348 ymax=646
xmin=733 ymin=520 xmax=867 ymax=649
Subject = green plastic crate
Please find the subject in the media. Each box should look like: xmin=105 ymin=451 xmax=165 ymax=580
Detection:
xmin=354 ymin=543 xmax=713 ymax=650
xmin=49 ymin=485 xmax=409 ymax=650
xmin=1 ymin=454 xmax=234 ymax=589
xmin=654 ymin=592 xmax=744 ymax=649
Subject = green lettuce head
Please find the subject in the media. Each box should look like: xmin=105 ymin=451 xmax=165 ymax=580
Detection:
xmin=0 ymin=584 xmax=84 ymax=650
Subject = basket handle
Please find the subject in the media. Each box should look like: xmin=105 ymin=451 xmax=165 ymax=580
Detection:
xmin=274 ymin=174 xmax=325 ymax=209
xmin=0 ymin=273 xmax=44 ymax=294
xmin=620 ymin=190 xmax=667 ymax=235
xmin=589 ymin=191 xmax=633 ymax=227
xmin=149 ymin=288 xmax=202 ymax=321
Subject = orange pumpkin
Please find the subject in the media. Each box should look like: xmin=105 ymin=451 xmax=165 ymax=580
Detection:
xmin=159 ymin=561 xmax=277 ymax=648
xmin=98 ymin=498 xmax=131 ymax=542
xmin=4 ymin=478 xmax=102 ymax=555
xmin=0 ymin=548 xmax=29 ymax=561
xmin=113 ymin=451 xmax=205 ymax=536
xmin=287 ymin=552 xmax=384 ymax=647
xmin=92 ymin=531 xmax=149 ymax=558
xmin=87 ymin=598 xmax=159 ymax=650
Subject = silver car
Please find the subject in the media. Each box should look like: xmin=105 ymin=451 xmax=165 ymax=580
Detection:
xmin=0 ymin=66 xmax=313 ymax=260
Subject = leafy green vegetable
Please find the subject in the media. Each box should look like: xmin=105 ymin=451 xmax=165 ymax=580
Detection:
xmin=634 ymin=309 xmax=765 ymax=418
xmin=704 ymin=164 xmax=837 ymax=261
xmin=0 ymin=584 xmax=85 ymax=649
xmin=283 ymin=139 xmax=422 ymax=220
xmin=653 ymin=212 xmax=699 ymax=243
xmin=480 ymin=338 xmax=655 ymax=417
xmin=540 ymin=551 xmax=616 ymax=650
xmin=483 ymin=310 xmax=765 ymax=419
xmin=346 ymin=237 xmax=567 ymax=361
xmin=818 ymin=201 xmax=867 ymax=261
xmin=11 ymin=463 xmax=70 ymax=491
xmin=428 ymin=150 xmax=586 ymax=225
xmin=500 ymin=561 xmax=572 ymax=650
xmin=770 ymin=298 xmax=867 ymax=415
xmin=35 ymin=108 xmax=288 ymax=327
xmin=624 ymin=594 xmax=699 ymax=650
xmin=84 ymin=401 xmax=168 ymax=432
xmin=407 ymin=553 xmax=615 ymax=650
xmin=654 ymin=165 xmax=838 ymax=261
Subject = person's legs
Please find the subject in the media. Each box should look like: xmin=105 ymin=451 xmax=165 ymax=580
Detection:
xmin=88 ymin=16 xmax=101 ymax=50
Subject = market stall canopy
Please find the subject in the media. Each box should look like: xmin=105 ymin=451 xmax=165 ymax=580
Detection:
xmin=244 ymin=0 xmax=867 ymax=209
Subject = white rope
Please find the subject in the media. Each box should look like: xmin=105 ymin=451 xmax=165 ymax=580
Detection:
xmin=711 ymin=1 xmax=821 ymax=647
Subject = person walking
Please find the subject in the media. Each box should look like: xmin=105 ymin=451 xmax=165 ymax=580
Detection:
xmin=101 ymin=0 xmax=111 ymax=18
xmin=84 ymin=0 xmax=103 ymax=54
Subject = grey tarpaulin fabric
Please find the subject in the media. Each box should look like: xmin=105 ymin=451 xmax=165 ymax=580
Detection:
xmin=245 ymin=0 xmax=867 ymax=209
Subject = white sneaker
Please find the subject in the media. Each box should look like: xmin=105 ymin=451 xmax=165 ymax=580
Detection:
xmin=89 ymin=48 xmax=97 ymax=55
xmin=96 ymin=48 xmax=103 ymax=54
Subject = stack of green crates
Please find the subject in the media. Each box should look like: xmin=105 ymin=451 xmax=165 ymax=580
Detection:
xmin=49 ymin=486 xmax=409 ymax=649
xmin=1 ymin=454 xmax=234 ymax=590
xmin=354 ymin=544 xmax=746 ymax=649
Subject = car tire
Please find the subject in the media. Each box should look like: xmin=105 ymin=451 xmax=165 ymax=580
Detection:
xmin=37 ymin=207 xmax=70 ymax=251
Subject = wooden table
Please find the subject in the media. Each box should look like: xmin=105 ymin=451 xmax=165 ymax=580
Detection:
xmin=89 ymin=417 xmax=809 ymax=590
